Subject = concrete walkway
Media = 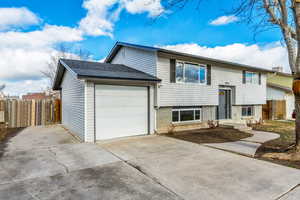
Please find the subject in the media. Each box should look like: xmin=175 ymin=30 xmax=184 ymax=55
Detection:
xmin=204 ymin=130 xmax=280 ymax=157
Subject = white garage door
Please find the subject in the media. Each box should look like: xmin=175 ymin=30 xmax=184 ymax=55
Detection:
xmin=95 ymin=85 xmax=148 ymax=140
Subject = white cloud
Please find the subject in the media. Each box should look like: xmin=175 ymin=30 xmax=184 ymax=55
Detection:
xmin=0 ymin=24 xmax=84 ymax=81
xmin=79 ymin=0 xmax=164 ymax=37
xmin=0 ymin=23 xmax=84 ymax=96
xmin=0 ymin=2 xmax=167 ymax=95
xmin=0 ymin=48 xmax=52 ymax=81
xmin=2 ymin=79 xmax=49 ymax=96
xmin=210 ymin=15 xmax=238 ymax=26
xmin=0 ymin=7 xmax=40 ymax=31
xmin=160 ymin=42 xmax=290 ymax=72
xmin=122 ymin=0 xmax=164 ymax=17
xmin=98 ymin=57 xmax=106 ymax=63
xmin=0 ymin=25 xmax=83 ymax=49
xmin=79 ymin=0 xmax=118 ymax=37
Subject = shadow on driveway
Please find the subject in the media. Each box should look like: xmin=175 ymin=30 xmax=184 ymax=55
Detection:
xmin=0 ymin=128 xmax=24 ymax=158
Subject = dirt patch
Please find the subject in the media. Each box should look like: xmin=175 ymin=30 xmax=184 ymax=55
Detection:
xmin=252 ymin=120 xmax=300 ymax=169
xmin=166 ymin=127 xmax=253 ymax=144
xmin=0 ymin=128 xmax=24 ymax=158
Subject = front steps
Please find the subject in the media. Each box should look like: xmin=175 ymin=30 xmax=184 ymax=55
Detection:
xmin=218 ymin=120 xmax=252 ymax=132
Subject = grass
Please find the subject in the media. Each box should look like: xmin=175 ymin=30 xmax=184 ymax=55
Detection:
xmin=253 ymin=120 xmax=295 ymax=150
xmin=166 ymin=127 xmax=253 ymax=144
xmin=252 ymin=120 xmax=300 ymax=169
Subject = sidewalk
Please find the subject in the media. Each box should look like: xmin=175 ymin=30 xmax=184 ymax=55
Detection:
xmin=204 ymin=130 xmax=280 ymax=157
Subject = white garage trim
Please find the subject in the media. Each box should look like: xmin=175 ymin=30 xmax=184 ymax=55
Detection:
xmin=95 ymin=84 xmax=150 ymax=140
xmin=84 ymin=81 xmax=95 ymax=143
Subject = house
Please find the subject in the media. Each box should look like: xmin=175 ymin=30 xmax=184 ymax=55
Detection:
xmin=53 ymin=42 xmax=270 ymax=142
xmin=1 ymin=95 xmax=20 ymax=100
xmin=22 ymin=92 xmax=50 ymax=100
xmin=266 ymin=67 xmax=294 ymax=119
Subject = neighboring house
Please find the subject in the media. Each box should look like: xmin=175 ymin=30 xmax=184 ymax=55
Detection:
xmin=53 ymin=42 xmax=270 ymax=142
xmin=22 ymin=92 xmax=50 ymax=100
xmin=1 ymin=95 xmax=19 ymax=100
xmin=266 ymin=69 xmax=294 ymax=119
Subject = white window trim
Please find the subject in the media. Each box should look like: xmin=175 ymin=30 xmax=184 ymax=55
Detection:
xmin=242 ymin=106 xmax=254 ymax=117
xmin=172 ymin=108 xmax=202 ymax=123
xmin=245 ymin=71 xmax=259 ymax=84
xmin=175 ymin=61 xmax=207 ymax=85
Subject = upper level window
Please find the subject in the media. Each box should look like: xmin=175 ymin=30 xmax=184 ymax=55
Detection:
xmin=245 ymin=72 xmax=259 ymax=84
xmin=176 ymin=62 xmax=206 ymax=84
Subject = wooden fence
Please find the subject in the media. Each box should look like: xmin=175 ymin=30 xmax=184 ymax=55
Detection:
xmin=0 ymin=99 xmax=61 ymax=128
xmin=262 ymin=100 xmax=286 ymax=120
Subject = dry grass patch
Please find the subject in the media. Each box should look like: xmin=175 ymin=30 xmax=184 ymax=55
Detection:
xmin=252 ymin=120 xmax=300 ymax=169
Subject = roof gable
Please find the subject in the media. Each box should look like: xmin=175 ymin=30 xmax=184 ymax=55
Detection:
xmin=105 ymin=41 xmax=273 ymax=73
xmin=52 ymin=59 xmax=161 ymax=90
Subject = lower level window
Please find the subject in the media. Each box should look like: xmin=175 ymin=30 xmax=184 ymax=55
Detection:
xmin=172 ymin=108 xmax=201 ymax=122
xmin=242 ymin=106 xmax=254 ymax=116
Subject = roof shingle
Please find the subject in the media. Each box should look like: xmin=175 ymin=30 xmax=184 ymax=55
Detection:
xmin=60 ymin=59 xmax=161 ymax=81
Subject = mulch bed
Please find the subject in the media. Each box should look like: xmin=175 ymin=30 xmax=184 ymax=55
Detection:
xmin=252 ymin=120 xmax=300 ymax=169
xmin=166 ymin=127 xmax=253 ymax=144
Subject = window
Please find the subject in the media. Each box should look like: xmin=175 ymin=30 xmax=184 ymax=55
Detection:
xmin=175 ymin=62 xmax=206 ymax=84
xmin=176 ymin=62 xmax=184 ymax=83
xmin=245 ymin=72 xmax=259 ymax=84
xmin=172 ymin=110 xmax=179 ymax=122
xmin=242 ymin=106 xmax=254 ymax=117
xmin=195 ymin=110 xmax=201 ymax=120
xmin=172 ymin=108 xmax=201 ymax=122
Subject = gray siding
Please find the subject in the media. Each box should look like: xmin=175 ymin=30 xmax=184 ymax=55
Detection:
xmin=232 ymin=105 xmax=262 ymax=122
xmin=202 ymin=106 xmax=216 ymax=121
xmin=214 ymin=66 xmax=266 ymax=105
xmin=157 ymin=56 xmax=217 ymax=106
xmin=61 ymin=70 xmax=85 ymax=140
xmin=111 ymin=46 xmax=157 ymax=76
xmin=156 ymin=56 xmax=267 ymax=107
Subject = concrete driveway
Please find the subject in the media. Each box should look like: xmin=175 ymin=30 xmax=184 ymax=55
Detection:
xmin=0 ymin=126 xmax=179 ymax=200
xmin=1 ymin=126 xmax=300 ymax=200
xmin=100 ymin=135 xmax=300 ymax=200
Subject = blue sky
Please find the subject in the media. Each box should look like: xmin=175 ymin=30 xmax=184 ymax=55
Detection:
xmin=0 ymin=0 xmax=288 ymax=95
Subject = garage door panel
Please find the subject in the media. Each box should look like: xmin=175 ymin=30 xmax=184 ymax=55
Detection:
xmin=95 ymin=85 xmax=148 ymax=140
xmin=97 ymin=99 xmax=147 ymax=107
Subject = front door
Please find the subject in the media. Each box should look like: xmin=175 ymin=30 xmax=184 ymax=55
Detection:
xmin=218 ymin=89 xmax=231 ymax=119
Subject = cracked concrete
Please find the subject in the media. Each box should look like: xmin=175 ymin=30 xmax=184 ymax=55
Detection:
xmin=277 ymin=185 xmax=300 ymax=200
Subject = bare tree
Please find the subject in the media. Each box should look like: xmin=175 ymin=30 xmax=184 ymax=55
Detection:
xmin=228 ymin=0 xmax=300 ymax=151
xmin=163 ymin=0 xmax=300 ymax=150
xmin=41 ymin=44 xmax=92 ymax=86
xmin=0 ymin=84 xmax=5 ymax=92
